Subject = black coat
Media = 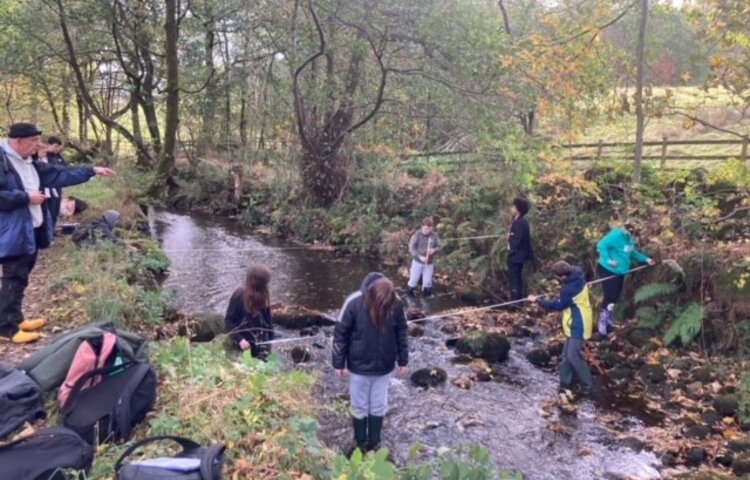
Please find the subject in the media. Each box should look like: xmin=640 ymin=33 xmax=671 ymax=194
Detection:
xmin=224 ymin=289 xmax=275 ymax=358
xmin=332 ymin=273 xmax=409 ymax=376
xmin=507 ymin=216 xmax=534 ymax=264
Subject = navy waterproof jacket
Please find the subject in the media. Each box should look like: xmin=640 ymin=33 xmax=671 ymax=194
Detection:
xmin=332 ymin=272 xmax=409 ymax=376
xmin=0 ymin=150 xmax=94 ymax=259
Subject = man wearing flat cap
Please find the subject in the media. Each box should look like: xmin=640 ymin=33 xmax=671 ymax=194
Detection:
xmin=0 ymin=122 xmax=115 ymax=344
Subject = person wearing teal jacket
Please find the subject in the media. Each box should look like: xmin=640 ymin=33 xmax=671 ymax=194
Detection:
xmin=596 ymin=222 xmax=655 ymax=336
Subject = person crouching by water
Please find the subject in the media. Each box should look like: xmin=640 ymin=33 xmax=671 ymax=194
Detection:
xmin=407 ymin=217 xmax=441 ymax=297
xmin=224 ymin=265 xmax=275 ymax=359
xmin=528 ymin=261 xmax=594 ymax=396
xmin=333 ymin=273 xmax=409 ymax=454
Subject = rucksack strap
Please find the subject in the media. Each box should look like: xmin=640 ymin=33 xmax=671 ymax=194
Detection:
xmin=114 ymin=435 xmax=202 ymax=472
xmin=62 ymin=361 xmax=137 ymax=414
xmin=201 ymin=442 xmax=226 ymax=480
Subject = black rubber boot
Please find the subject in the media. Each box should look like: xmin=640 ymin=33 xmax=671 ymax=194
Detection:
xmin=423 ymin=287 xmax=433 ymax=297
xmin=367 ymin=415 xmax=384 ymax=451
xmin=353 ymin=416 xmax=367 ymax=450
xmin=407 ymin=286 xmax=416 ymax=297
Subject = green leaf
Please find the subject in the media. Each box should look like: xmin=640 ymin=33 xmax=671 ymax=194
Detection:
xmin=634 ymin=282 xmax=678 ymax=304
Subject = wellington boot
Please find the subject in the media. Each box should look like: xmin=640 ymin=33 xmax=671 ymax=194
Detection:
xmin=11 ymin=331 xmax=41 ymax=344
xmin=19 ymin=319 xmax=46 ymax=332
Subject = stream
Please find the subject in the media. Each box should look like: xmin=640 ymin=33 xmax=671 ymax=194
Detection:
xmin=151 ymin=209 xmax=663 ymax=480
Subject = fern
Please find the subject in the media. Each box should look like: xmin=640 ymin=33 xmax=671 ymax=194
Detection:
xmin=634 ymin=282 xmax=678 ymax=304
xmin=635 ymin=306 xmax=659 ymax=327
xmin=663 ymin=303 xmax=705 ymax=346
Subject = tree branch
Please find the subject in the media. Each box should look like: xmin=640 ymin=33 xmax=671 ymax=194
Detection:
xmin=292 ymin=0 xmax=326 ymax=152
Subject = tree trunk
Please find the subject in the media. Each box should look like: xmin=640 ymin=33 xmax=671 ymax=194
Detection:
xmin=198 ymin=15 xmax=216 ymax=154
xmin=155 ymin=0 xmax=179 ymax=192
xmin=633 ymin=0 xmax=649 ymax=184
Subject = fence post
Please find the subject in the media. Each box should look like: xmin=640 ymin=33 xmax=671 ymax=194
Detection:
xmin=660 ymin=136 xmax=668 ymax=169
xmin=596 ymin=139 xmax=603 ymax=161
xmin=742 ymin=136 xmax=749 ymax=165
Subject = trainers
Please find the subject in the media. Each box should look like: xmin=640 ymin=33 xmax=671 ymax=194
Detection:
xmin=597 ymin=310 xmax=609 ymax=337
xmin=19 ymin=319 xmax=46 ymax=332
xmin=11 ymin=331 xmax=41 ymax=344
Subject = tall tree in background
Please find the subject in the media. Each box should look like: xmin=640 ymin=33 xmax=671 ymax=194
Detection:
xmin=159 ymin=0 xmax=180 ymax=192
xmin=633 ymin=0 xmax=649 ymax=184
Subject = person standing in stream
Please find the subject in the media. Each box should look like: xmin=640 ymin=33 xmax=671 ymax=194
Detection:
xmin=529 ymin=261 xmax=594 ymax=395
xmin=507 ymin=197 xmax=534 ymax=301
xmin=596 ymin=221 xmax=655 ymax=337
xmin=407 ymin=217 xmax=441 ymax=297
xmin=333 ymin=272 xmax=409 ymax=454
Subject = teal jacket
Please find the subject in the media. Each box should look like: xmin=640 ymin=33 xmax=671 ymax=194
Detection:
xmin=597 ymin=228 xmax=650 ymax=275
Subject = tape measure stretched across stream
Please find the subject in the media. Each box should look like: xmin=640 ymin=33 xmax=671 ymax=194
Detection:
xmin=255 ymin=262 xmax=666 ymax=346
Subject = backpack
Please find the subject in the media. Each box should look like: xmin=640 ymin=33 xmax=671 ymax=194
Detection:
xmin=59 ymin=331 xmax=121 ymax=408
xmin=62 ymin=361 xmax=157 ymax=445
xmin=0 ymin=361 xmax=45 ymax=439
xmin=18 ymin=321 xmax=148 ymax=392
xmin=114 ymin=435 xmax=226 ymax=480
xmin=0 ymin=427 xmax=94 ymax=480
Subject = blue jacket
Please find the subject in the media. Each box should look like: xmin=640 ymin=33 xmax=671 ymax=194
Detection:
xmin=0 ymin=151 xmax=94 ymax=259
xmin=537 ymin=267 xmax=593 ymax=340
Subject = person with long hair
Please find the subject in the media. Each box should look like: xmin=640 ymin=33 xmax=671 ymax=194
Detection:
xmin=224 ymin=265 xmax=275 ymax=359
xmin=333 ymin=272 xmax=409 ymax=454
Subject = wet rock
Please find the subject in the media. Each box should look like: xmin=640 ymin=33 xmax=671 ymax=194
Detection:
xmin=455 ymin=332 xmax=510 ymax=363
xmin=526 ymin=348 xmax=551 ymax=367
xmin=474 ymin=369 xmax=493 ymax=382
xmin=608 ymin=366 xmax=634 ymax=381
xmin=733 ymin=453 xmax=750 ymax=477
xmin=178 ymin=312 xmax=224 ymax=342
xmin=685 ymin=425 xmax=711 ymax=440
xmin=511 ymin=324 xmax=534 ymax=338
xmin=547 ymin=340 xmax=564 ymax=359
xmin=701 ymin=409 xmax=721 ymax=427
xmin=623 ymin=327 xmax=658 ymax=348
xmin=440 ymin=323 xmax=458 ymax=335
xmin=405 ymin=306 xmax=424 ymax=320
xmin=408 ymin=324 xmax=425 ymax=337
xmin=687 ymin=447 xmax=707 ymax=466
xmin=299 ymin=327 xmax=319 ymax=337
xmin=621 ymin=437 xmax=645 ymax=453
xmin=273 ymin=306 xmax=335 ymax=329
xmin=445 ymin=337 xmax=459 ymax=349
xmin=659 ymin=453 xmax=677 ymax=467
xmin=411 ymin=367 xmax=447 ymax=389
xmin=456 ymin=286 xmax=490 ymax=304
xmin=291 ymin=346 xmax=312 ymax=364
xmin=599 ymin=351 xmax=622 ymax=369
xmin=714 ymin=394 xmax=739 ymax=417
xmin=729 ymin=439 xmax=750 ymax=453
xmin=716 ymin=450 xmax=734 ymax=467
xmin=638 ymin=364 xmax=666 ymax=384
xmin=692 ymin=366 xmax=715 ymax=384
xmin=450 ymin=354 xmax=473 ymax=365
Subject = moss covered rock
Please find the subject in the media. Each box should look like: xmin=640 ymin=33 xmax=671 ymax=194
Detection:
xmin=273 ymin=306 xmax=336 ymax=329
xmin=456 ymin=331 xmax=510 ymax=363
xmin=411 ymin=367 xmax=447 ymax=388
xmin=714 ymin=394 xmax=740 ymax=417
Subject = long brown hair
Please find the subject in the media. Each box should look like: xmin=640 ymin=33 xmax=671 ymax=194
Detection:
xmin=365 ymin=277 xmax=398 ymax=331
xmin=241 ymin=265 xmax=271 ymax=314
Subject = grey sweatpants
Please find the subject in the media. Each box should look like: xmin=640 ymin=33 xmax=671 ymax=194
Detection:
xmin=349 ymin=372 xmax=392 ymax=419
xmin=408 ymin=260 xmax=434 ymax=289
xmin=559 ymin=338 xmax=593 ymax=391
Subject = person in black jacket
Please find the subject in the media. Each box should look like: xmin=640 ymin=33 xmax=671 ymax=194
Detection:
xmin=224 ymin=265 xmax=275 ymax=359
xmin=44 ymin=137 xmax=67 ymax=229
xmin=333 ymin=272 xmax=409 ymax=453
xmin=507 ymin=197 xmax=534 ymax=301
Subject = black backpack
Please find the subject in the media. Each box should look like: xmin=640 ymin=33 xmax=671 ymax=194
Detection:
xmin=0 ymin=427 xmax=95 ymax=480
xmin=0 ymin=361 xmax=45 ymax=439
xmin=62 ymin=361 xmax=157 ymax=445
xmin=114 ymin=435 xmax=226 ymax=480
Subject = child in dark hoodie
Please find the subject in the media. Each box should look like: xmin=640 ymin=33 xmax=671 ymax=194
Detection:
xmin=528 ymin=261 xmax=593 ymax=394
xmin=333 ymin=272 xmax=409 ymax=453
xmin=507 ymin=197 xmax=533 ymax=300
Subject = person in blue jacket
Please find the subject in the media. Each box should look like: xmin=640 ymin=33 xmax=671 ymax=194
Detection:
xmin=0 ymin=123 xmax=115 ymax=344
xmin=529 ymin=261 xmax=594 ymax=395
xmin=596 ymin=222 xmax=655 ymax=336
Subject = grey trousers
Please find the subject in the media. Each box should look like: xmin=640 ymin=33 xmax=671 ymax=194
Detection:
xmin=559 ymin=338 xmax=593 ymax=391
xmin=349 ymin=372 xmax=392 ymax=419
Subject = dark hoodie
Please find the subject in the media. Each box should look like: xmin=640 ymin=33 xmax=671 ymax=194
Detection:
xmin=332 ymin=272 xmax=409 ymax=375
xmin=72 ymin=210 xmax=121 ymax=246
xmin=537 ymin=267 xmax=592 ymax=340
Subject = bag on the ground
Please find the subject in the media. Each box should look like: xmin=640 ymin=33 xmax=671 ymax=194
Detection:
xmin=0 ymin=361 xmax=45 ymax=439
xmin=62 ymin=361 xmax=157 ymax=445
xmin=114 ymin=435 xmax=226 ymax=480
xmin=17 ymin=320 xmax=148 ymax=392
xmin=0 ymin=427 xmax=94 ymax=480
xmin=58 ymin=331 xmax=122 ymax=407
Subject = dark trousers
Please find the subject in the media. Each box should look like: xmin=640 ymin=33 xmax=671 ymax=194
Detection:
xmin=597 ymin=263 xmax=624 ymax=308
xmin=507 ymin=260 xmax=524 ymax=301
xmin=0 ymin=251 xmax=38 ymax=337
xmin=559 ymin=338 xmax=593 ymax=392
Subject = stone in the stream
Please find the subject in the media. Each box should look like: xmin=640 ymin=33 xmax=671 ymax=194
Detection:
xmin=685 ymin=424 xmax=711 ymax=440
xmin=299 ymin=327 xmax=319 ymax=337
xmin=511 ymin=324 xmax=534 ymax=338
xmin=734 ymin=453 xmax=750 ymax=476
xmin=729 ymin=439 xmax=750 ymax=453
xmin=701 ymin=409 xmax=721 ymax=427
xmin=638 ymin=364 xmax=666 ymax=384
xmin=621 ymin=437 xmax=646 ymax=453
xmin=445 ymin=337 xmax=459 ymax=349
xmin=450 ymin=354 xmax=473 ymax=365
xmin=473 ymin=369 xmax=493 ymax=382
xmin=608 ymin=366 xmax=634 ymax=381
xmin=691 ymin=366 xmax=715 ymax=384
xmin=455 ymin=331 xmax=510 ymax=363
xmin=291 ymin=346 xmax=312 ymax=364
xmin=408 ymin=324 xmax=425 ymax=337
xmin=526 ymin=348 xmax=551 ymax=367
xmin=456 ymin=286 xmax=489 ymax=304
xmin=714 ymin=394 xmax=740 ymax=417
xmin=687 ymin=447 xmax=708 ymax=466
xmin=546 ymin=340 xmax=564 ymax=359
xmin=178 ymin=312 xmax=224 ymax=342
xmin=410 ymin=367 xmax=447 ymax=389
xmin=715 ymin=450 xmax=734 ymax=468
xmin=406 ymin=307 xmax=424 ymax=320
xmin=273 ymin=306 xmax=335 ymax=329
xmin=659 ymin=453 xmax=677 ymax=467
xmin=440 ymin=323 xmax=458 ymax=335
xmin=622 ymin=327 xmax=658 ymax=348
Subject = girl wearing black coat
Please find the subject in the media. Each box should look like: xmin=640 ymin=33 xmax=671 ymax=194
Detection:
xmin=333 ymin=272 xmax=409 ymax=453
xmin=224 ymin=265 xmax=275 ymax=359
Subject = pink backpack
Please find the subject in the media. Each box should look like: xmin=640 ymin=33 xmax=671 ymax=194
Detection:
xmin=58 ymin=332 xmax=118 ymax=408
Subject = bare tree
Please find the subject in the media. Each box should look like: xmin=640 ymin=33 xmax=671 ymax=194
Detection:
xmin=633 ymin=0 xmax=648 ymax=184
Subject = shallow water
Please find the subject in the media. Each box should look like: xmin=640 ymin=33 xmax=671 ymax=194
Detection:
xmin=151 ymin=209 xmax=663 ymax=480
